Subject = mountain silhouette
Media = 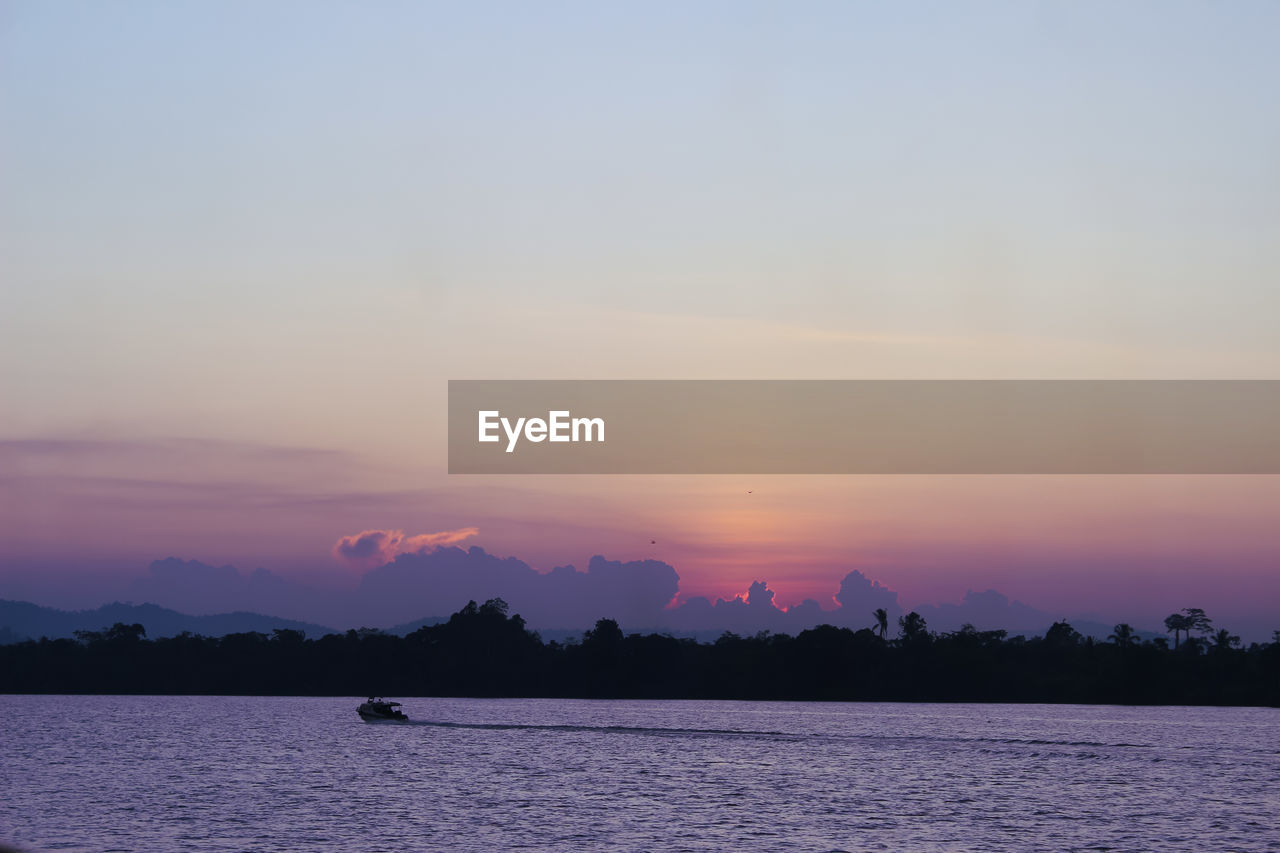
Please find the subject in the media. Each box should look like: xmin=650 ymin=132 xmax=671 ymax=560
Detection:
xmin=0 ymin=599 xmax=334 ymax=642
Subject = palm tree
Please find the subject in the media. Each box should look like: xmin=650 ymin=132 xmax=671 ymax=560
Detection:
xmin=1211 ymin=628 xmax=1240 ymax=651
xmin=873 ymin=608 xmax=889 ymax=639
xmin=1108 ymin=623 xmax=1139 ymax=649
xmin=1164 ymin=613 xmax=1190 ymax=649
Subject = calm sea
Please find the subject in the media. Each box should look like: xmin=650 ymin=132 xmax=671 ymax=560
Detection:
xmin=1 ymin=696 xmax=1276 ymax=852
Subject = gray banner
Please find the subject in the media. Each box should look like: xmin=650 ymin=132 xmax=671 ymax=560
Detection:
xmin=447 ymin=380 xmax=1280 ymax=474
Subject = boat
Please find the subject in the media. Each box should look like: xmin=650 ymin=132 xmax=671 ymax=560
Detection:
xmin=357 ymin=697 xmax=408 ymax=722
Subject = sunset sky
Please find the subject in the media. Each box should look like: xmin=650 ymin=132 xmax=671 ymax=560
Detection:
xmin=3 ymin=3 xmax=1279 ymax=636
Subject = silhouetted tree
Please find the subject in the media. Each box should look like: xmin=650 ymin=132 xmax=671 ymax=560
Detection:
xmin=873 ymin=608 xmax=889 ymax=639
xmin=4 ymin=605 xmax=1278 ymax=706
xmin=1108 ymin=623 xmax=1139 ymax=649
xmin=271 ymin=628 xmax=305 ymax=646
xmin=1182 ymin=608 xmax=1212 ymax=638
xmin=74 ymin=622 xmax=147 ymax=645
xmin=1043 ymin=621 xmax=1082 ymax=648
xmin=1164 ymin=612 xmax=1191 ymax=649
xmin=1211 ymin=629 xmax=1240 ymax=651
xmin=897 ymin=612 xmax=930 ymax=645
xmin=1167 ymin=608 xmax=1214 ymax=650
xmin=584 ymin=618 xmax=624 ymax=648
xmin=481 ymin=598 xmax=510 ymax=617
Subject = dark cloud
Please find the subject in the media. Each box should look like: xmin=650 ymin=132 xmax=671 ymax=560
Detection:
xmin=660 ymin=571 xmax=901 ymax=637
xmin=833 ymin=570 xmax=902 ymax=626
xmin=124 ymin=558 xmax=336 ymax=624
xmin=355 ymin=547 xmax=679 ymax=628
xmin=662 ymin=580 xmax=816 ymax=637
xmin=120 ymin=557 xmax=906 ymax=638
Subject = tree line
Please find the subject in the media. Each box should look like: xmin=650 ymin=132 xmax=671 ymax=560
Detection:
xmin=2 ymin=600 xmax=1277 ymax=705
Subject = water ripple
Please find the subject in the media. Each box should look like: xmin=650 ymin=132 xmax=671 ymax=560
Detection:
xmin=1 ymin=697 xmax=1276 ymax=853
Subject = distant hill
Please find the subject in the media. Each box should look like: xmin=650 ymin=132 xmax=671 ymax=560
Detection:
xmin=384 ymin=615 xmax=448 ymax=636
xmin=0 ymin=599 xmax=336 ymax=643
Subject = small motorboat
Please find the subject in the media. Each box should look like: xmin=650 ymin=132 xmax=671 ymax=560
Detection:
xmin=357 ymin=697 xmax=408 ymax=722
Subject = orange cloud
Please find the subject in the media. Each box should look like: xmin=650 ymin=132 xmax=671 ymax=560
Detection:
xmin=331 ymin=527 xmax=479 ymax=569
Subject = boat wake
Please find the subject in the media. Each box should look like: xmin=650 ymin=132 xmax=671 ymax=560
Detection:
xmin=402 ymin=719 xmax=803 ymax=741
xmin=387 ymin=720 xmax=1176 ymax=752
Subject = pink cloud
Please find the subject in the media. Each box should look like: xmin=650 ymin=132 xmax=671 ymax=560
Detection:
xmin=331 ymin=527 xmax=479 ymax=570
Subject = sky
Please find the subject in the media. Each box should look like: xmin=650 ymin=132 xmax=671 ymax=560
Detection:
xmin=2 ymin=2 xmax=1279 ymax=638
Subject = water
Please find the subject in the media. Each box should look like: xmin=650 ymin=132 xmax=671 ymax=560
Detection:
xmin=1 ymin=697 xmax=1277 ymax=852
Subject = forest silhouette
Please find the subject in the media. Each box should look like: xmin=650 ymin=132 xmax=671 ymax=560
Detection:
xmin=3 ymin=599 xmax=1276 ymax=706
